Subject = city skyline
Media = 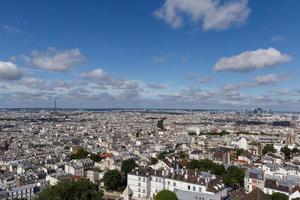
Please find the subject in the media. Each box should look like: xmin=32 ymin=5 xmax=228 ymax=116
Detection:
xmin=1 ymin=0 xmax=300 ymax=110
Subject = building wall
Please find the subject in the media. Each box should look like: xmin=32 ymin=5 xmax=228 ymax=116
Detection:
xmin=128 ymin=174 xmax=150 ymax=199
xmin=127 ymin=173 xmax=225 ymax=200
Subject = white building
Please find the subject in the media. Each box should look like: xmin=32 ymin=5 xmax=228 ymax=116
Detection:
xmin=238 ymin=137 xmax=248 ymax=150
xmin=7 ymin=184 xmax=36 ymax=200
xmin=64 ymin=162 xmax=84 ymax=177
xmin=125 ymin=167 xmax=227 ymax=200
xmin=244 ymin=168 xmax=264 ymax=193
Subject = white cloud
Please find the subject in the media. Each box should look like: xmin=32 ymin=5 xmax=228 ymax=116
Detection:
xmin=0 ymin=24 xmax=20 ymax=33
xmin=152 ymin=53 xmax=174 ymax=64
xmin=80 ymin=68 xmax=123 ymax=87
xmin=214 ymin=48 xmax=290 ymax=72
xmin=271 ymin=35 xmax=285 ymax=42
xmin=80 ymin=68 xmax=107 ymax=80
xmin=154 ymin=0 xmax=250 ymax=30
xmin=255 ymin=74 xmax=287 ymax=86
xmin=147 ymin=83 xmax=166 ymax=90
xmin=186 ymin=73 xmax=213 ymax=83
xmin=28 ymin=48 xmax=84 ymax=72
xmin=0 ymin=61 xmax=22 ymax=81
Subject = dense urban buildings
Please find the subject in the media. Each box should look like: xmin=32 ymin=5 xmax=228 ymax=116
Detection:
xmin=0 ymin=108 xmax=299 ymax=199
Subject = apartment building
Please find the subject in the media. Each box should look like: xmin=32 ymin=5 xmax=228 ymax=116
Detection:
xmin=125 ymin=167 xmax=227 ymax=200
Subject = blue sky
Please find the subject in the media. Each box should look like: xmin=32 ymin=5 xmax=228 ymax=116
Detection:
xmin=0 ymin=0 xmax=300 ymax=110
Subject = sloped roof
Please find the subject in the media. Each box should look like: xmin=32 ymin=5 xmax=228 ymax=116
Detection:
xmin=242 ymin=188 xmax=271 ymax=200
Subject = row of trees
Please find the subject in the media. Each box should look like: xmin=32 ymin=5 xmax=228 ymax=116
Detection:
xmin=186 ymin=159 xmax=225 ymax=176
xmin=36 ymin=179 xmax=103 ymax=200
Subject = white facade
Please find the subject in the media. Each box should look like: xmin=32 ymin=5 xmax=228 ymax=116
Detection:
xmin=64 ymin=163 xmax=84 ymax=177
xmin=7 ymin=184 xmax=35 ymax=200
xmin=127 ymin=174 xmax=150 ymax=199
xmin=238 ymin=137 xmax=248 ymax=150
xmin=126 ymin=169 xmax=226 ymax=200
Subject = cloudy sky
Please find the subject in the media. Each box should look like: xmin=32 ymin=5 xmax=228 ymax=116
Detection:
xmin=0 ymin=0 xmax=300 ymax=110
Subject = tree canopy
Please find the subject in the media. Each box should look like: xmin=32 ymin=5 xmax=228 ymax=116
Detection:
xmin=150 ymin=157 xmax=158 ymax=165
xmin=121 ymin=159 xmax=138 ymax=176
xmin=157 ymin=151 xmax=168 ymax=160
xmin=292 ymin=148 xmax=299 ymax=154
xmin=262 ymin=144 xmax=276 ymax=155
xmin=281 ymin=146 xmax=292 ymax=160
xmin=103 ymin=170 xmax=126 ymax=192
xmin=89 ymin=153 xmax=102 ymax=162
xmin=186 ymin=159 xmax=225 ymax=176
xmin=70 ymin=148 xmax=89 ymax=160
xmin=155 ymin=190 xmax=178 ymax=200
xmin=222 ymin=166 xmax=245 ymax=186
xmin=36 ymin=179 xmax=103 ymax=200
xmin=271 ymin=192 xmax=288 ymax=200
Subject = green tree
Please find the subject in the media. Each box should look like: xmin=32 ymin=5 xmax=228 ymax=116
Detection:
xmin=36 ymin=179 xmax=103 ymax=200
xmin=281 ymin=146 xmax=292 ymax=160
xmin=292 ymin=148 xmax=299 ymax=154
xmin=175 ymin=143 xmax=182 ymax=149
xmin=89 ymin=153 xmax=102 ymax=162
xmin=150 ymin=157 xmax=158 ymax=165
xmin=186 ymin=159 xmax=225 ymax=176
xmin=121 ymin=159 xmax=138 ymax=176
xmin=103 ymin=170 xmax=126 ymax=192
xmin=236 ymin=149 xmax=244 ymax=157
xmin=222 ymin=166 xmax=245 ymax=186
xmin=179 ymin=151 xmax=188 ymax=159
xmin=157 ymin=151 xmax=167 ymax=160
xmin=155 ymin=189 xmax=178 ymax=200
xmin=262 ymin=144 xmax=276 ymax=155
xmin=271 ymin=192 xmax=288 ymax=200
xmin=157 ymin=118 xmax=166 ymax=130
xmin=70 ymin=148 xmax=89 ymax=160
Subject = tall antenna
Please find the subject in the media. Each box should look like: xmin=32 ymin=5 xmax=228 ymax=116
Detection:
xmin=54 ymin=99 xmax=57 ymax=111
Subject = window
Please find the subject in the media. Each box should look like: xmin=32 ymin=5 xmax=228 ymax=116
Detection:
xmin=188 ymin=185 xmax=191 ymax=190
xmin=168 ymin=181 xmax=170 ymax=185
xmin=143 ymin=189 xmax=145 ymax=193
xmin=173 ymin=182 xmax=176 ymax=186
xmin=199 ymin=187 xmax=202 ymax=192
xmin=138 ymin=183 xmax=141 ymax=187
xmin=143 ymin=177 xmax=145 ymax=182
xmin=138 ymin=177 xmax=141 ymax=181
xmin=193 ymin=186 xmax=196 ymax=191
